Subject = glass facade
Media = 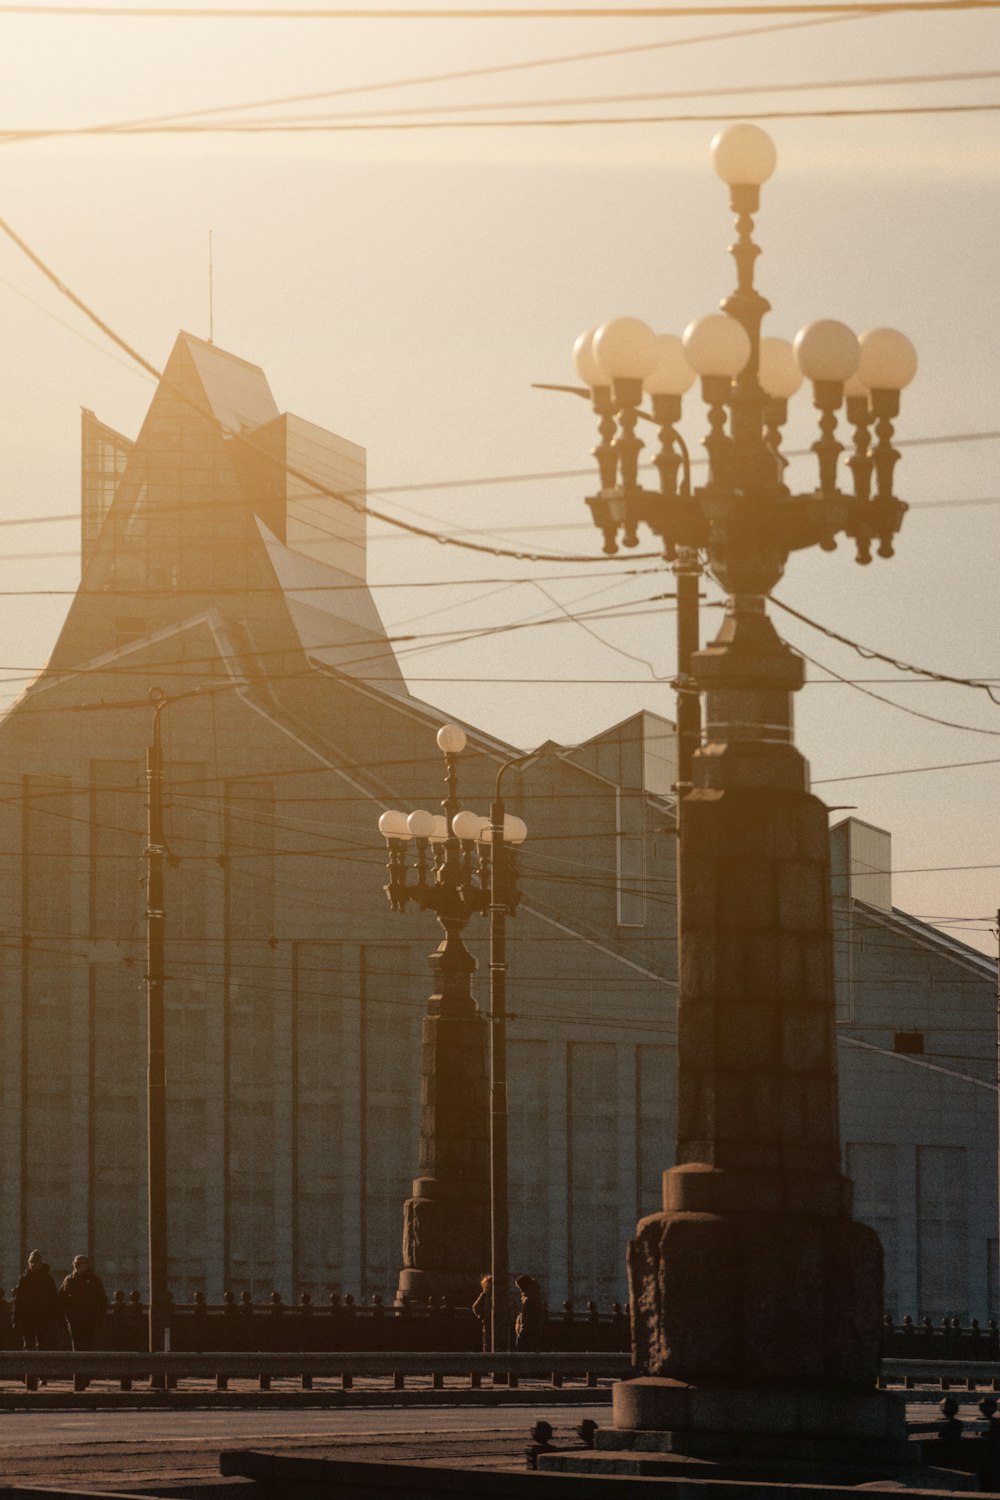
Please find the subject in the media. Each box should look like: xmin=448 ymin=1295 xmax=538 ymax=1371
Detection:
xmin=81 ymin=410 xmax=133 ymax=570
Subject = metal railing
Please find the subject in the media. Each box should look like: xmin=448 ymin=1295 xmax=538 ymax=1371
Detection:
xmin=0 ymin=1349 xmax=632 ymax=1396
xmin=0 ymin=1290 xmax=630 ymax=1354
xmin=881 ymin=1315 xmax=1000 ymax=1362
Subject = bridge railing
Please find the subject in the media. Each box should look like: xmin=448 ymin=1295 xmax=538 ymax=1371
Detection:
xmin=0 ymin=1290 xmax=630 ymax=1354
xmin=880 ymin=1316 xmax=1000 ymax=1362
xmin=0 ymin=1349 xmax=633 ymax=1394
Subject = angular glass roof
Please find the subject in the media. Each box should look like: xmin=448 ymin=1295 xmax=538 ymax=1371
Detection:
xmin=182 ymin=333 xmax=279 ymax=434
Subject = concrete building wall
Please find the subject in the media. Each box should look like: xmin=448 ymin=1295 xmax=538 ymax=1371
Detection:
xmin=833 ymin=818 xmax=997 ymax=1321
xmin=2 ymin=338 xmax=993 ymax=1328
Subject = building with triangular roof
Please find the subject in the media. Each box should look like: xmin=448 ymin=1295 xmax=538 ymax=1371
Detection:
xmin=0 ymin=334 xmax=994 ymax=1323
xmin=0 ymin=335 xmax=681 ymax=1305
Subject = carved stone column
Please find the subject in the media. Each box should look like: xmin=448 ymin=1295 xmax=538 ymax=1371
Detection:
xmin=396 ymin=923 xmax=489 ymax=1306
xmin=609 ymin=556 xmax=904 ymax=1466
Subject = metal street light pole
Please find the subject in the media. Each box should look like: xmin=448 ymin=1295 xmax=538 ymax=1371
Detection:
xmin=995 ymin=905 xmax=1000 ymax=1317
xmin=145 ymin=688 xmax=168 ymax=1354
xmin=488 ymin=754 xmax=533 ymax=1355
xmin=672 ymin=548 xmax=701 ymax=789
xmin=488 ymin=797 xmax=509 ymax=1356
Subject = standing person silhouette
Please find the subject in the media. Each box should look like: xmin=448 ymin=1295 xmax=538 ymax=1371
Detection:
xmin=472 ymin=1274 xmax=492 ymax=1352
xmin=59 ymin=1255 xmax=108 ymax=1352
xmin=13 ymin=1250 xmax=60 ymax=1351
xmin=514 ymin=1274 xmax=544 ymax=1352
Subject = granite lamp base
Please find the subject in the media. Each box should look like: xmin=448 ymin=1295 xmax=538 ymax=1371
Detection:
xmin=629 ymin=1193 xmax=884 ymax=1387
xmin=536 ymin=1379 xmax=929 ymax=1487
xmin=613 ymin=1375 xmax=908 ymax=1450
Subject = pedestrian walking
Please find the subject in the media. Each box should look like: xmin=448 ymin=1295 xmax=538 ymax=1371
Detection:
xmin=514 ymin=1274 xmax=544 ymax=1351
xmin=58 ymin=1255 xmax=108 ymax=1352
xmin=12 ymin=1250 xmax=60 ymax=1351
xmin=472 ymin=1274 xmax=492 ymax=1352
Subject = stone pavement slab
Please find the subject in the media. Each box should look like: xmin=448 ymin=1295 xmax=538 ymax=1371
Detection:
xmin=0 ymin=1416 xmax=582 ymax=1491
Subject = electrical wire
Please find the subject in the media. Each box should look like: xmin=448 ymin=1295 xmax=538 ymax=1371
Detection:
xmin=12 ymin=68 xmax=1000 ymax=138
xmin=771 ymin=595 xmax=1000 ymax=705
xmin=814 ymin=755 xmax=1000 ymax=784
xmin=217 ymin=69 xmax=1000 ymax=126
xmin=794 ymin=645 xmax=1000 ymax=738
xmin=0 ymin=566 xmax=667 ymax=597
xmin=0 ymin=12 xmax=876 ymax=144
xmin=12 ymin=102 xmax=1000 ymax=135
xmin=1 ymin=1 xmax=998 ymax=17
xmin=0 ymin=462 xmax=994 ymax=549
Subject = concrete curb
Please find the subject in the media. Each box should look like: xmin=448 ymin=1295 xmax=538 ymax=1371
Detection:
xmin=0 ymin=1386 xmax=613 ymax=1412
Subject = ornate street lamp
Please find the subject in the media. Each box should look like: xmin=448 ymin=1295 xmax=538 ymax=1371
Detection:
xmin=573 ymin=124 xmax=915 ymax=581
xmin=377 ymin=725 xmax=527 ymax=1333
xmin=553 ymin=126 xmax=919 ymax=1475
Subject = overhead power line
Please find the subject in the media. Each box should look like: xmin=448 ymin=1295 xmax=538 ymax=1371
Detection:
xmin=10 ymin=68 xmax=1000 ymax=139
xmin=226 ymin=70 xmax=1000 ymax=127
xmin=0 ymin=13 xmax=872 ymax=143
xmin=771 ymin=594 xmax=1000 ymax=705
xmin=814 ymin=755 xmax=1000 ymax=784
xmin=1 ymin=1 xmax=998 ymax=17
xmin=0 ymin=475 xmax=994 ymax=547
xmin=11 ymin=103 xmax=1000 ymax=135
xmin=794 ymin=645 xmax=1000 ymax=738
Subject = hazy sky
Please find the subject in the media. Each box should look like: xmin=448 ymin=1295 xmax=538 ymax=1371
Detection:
xmin=1 ymin=0 xmax=998 ymax=954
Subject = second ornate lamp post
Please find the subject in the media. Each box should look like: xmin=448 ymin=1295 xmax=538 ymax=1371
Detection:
xmin=377 ymin=726 xmax=526 ymax=1338
xmin=548 ymin=124 xmax=919 ymax=1476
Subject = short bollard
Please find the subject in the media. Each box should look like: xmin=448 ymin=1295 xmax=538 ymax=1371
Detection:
xmin=525 ymin=1420 xmax=554 ymax=1471
xmin=341 ymin=1373 xmax=352 ymax=1391
xmin=393 ymin=1372 xmax=405 ymax=1391
xmin=980 ymin=1396 xmax=1000 ymax=1490
xmin=939 ymin=1394 xmax=962 ymax=1461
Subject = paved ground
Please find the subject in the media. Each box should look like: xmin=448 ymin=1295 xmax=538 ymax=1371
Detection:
xmin=0 ymin=1406 xmax=607 ymax=1489
xmin=0 ymin=1394 xmax=987 ymax=1493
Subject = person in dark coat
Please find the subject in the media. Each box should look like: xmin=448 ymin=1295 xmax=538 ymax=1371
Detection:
xmin=472 ymin=1274 xmax=492 ymax=1353
xmin=12 ymin=1250 xmax=60 ymax=1351
xmin=58 ymin=1255 xmax=108 ymax=1352
xmin=514 ymin=1274 xmax=544 ymax=1351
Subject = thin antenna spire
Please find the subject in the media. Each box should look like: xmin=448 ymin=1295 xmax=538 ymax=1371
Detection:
xmin=208 ymin=229 xmax=214 ymax=345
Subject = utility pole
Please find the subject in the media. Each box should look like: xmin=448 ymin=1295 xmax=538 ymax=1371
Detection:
xmin=672 ymin=547 xmax=702 ymax=787
xmin=487 ymin=752 xmax=533 ymax=1355
xmin=488 ymin=792 xmax=509 ymax=1356
xmin=146 ymin=688 xmax=168 ymax=1354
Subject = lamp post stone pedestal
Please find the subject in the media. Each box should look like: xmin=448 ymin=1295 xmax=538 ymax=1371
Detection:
xmin=610 ymin=589 xmax=903 ymax=1468
xmin=397 ymin=929 xmax=490 ymax=1307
